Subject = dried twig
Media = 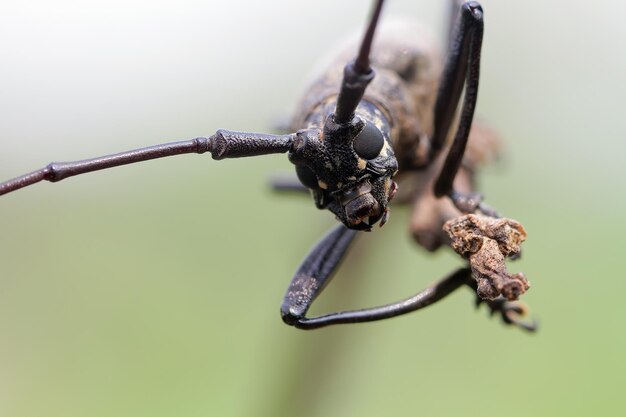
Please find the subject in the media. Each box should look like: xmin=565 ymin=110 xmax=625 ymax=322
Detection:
xmin=443 ymin=214 xmax=529 ymax=301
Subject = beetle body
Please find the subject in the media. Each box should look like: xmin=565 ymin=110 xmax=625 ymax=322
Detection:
xmin=0 ymin=0 xmax=535 ymax=331
xmin=289 ymin=20 xmax=498 ymax=249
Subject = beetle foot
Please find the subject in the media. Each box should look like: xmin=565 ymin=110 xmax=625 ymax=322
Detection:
xmin=449 ymin=191 xmax=500 ymax=217
xmin=477 ymin=297 xmax=538 ymax=332
xmin=449 ymin=190 xmax=482 ymax=213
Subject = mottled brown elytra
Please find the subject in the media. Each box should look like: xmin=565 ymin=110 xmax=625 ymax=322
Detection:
xmin=0 ymin=0 xmax=535 ymax=331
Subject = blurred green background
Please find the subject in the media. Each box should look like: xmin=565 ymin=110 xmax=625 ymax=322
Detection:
xmin=1 ymin=0 xmax=624 ymax=416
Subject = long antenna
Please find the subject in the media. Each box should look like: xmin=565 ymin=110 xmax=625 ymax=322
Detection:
xmin=333 ymin=0 xmax=385 ymax=125
xmin=0 ymin=130 xmax=295 ymax=196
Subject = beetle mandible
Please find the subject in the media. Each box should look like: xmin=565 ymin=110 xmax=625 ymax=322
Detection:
xmin=0 ymin=0 xmax=536 ymax=331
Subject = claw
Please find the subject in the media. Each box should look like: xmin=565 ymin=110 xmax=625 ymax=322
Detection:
xmin=501 ymin=302 xmax=538 ymax=332
xmin=449 ymin=190 xmax=484 ymax=213
xmin=448 ymin=190 xmax=500 ymax=218
xmin=475 ymin=297 xmax=537 ymax=332
xmin=477 ymin=202 xmax=499 ymax=218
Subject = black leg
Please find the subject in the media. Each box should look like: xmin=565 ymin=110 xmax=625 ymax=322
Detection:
xmin=445 ymin=0 xmax=463 ymax=49
xmin=281 ymin=224 xmax=359 ymax=327
xmin=283 ymin=241 xmax=536 ymax=330
xmin=467 ymin=280 xmax=538 ymax=332
xmin=269 ymin=175 xmax=309 ymax=194
xmin=430 ymin=2 xmax=486 ymax=213
xmin=285 ymin=267 xmax=474 ymax=330
xmin=483 ymin=298 xmax=537 ymax=332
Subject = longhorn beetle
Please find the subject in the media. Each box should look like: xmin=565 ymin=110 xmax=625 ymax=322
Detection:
xmin=0 ymin=0 xmax=536 ymax=331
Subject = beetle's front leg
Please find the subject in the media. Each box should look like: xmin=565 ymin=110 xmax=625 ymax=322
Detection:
xmin=282 ymin=230 xmax=463 ymax=329
xmin=430 ymin=2 xmax=492 ymax=215
xmin=466 ymin=278 xmax=536 ymax=332
xmin=268 ymin=175 xmax=309 ymax=194
xmin=282 ymin=228 xmax=487 ymax=330
xmin=476 ymin=296 xmax=537 ymax=332
xmin=281 ymin=224 xmax=359 ymax=329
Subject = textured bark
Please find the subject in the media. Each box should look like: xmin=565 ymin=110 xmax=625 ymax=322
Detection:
xmin=444 ymin=214 xmax=530 ymax=301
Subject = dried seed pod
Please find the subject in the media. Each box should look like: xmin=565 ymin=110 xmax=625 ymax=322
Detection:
xmin=443 ymin=214 xmax=530 ymax=301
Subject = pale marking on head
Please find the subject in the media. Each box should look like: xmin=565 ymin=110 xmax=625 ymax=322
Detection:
xmin=380 ymin=140 xmax=391 ymax=157
xmin=318 ymin=180 xmax=328 ymax=190
xmin=357 ymin=158 xmax=367 ymax=170
xmin=373 ymin=117 xmax=385 ymax=131
xmin=384 ymin=177 xmax=391 ymax=194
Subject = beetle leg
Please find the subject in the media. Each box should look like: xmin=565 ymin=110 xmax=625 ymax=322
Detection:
xmin=430 ymin=2 xmax=487 ymax=214
xmin=486 ymin=299 xmax=537 ymax=332
xmin=285 ymin=260 xmax=491 ymax=330
xmin=268 ymin=175 xmax=309 ymax=194
xmin=284 ymin=261 xmax=535 ymax=331
xmin=281 ymin=224 xmax=359 ymax=328
xmin=471 ymin=289 xmax=538 ymax=332
xmin=285 ymin=267 xmax=474 ymax=329
xmin=445 ymin=0 xmax=464 ymax=48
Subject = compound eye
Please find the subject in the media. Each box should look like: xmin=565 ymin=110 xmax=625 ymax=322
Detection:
xmin=295 ymin=164 xmax=318 ymax=189
xmin=353 ymin=122 xmax=384 ymax=160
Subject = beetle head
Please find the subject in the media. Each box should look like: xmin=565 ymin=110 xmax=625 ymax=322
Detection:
xmin=289 ymin=114 xmax=398 ymax=231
